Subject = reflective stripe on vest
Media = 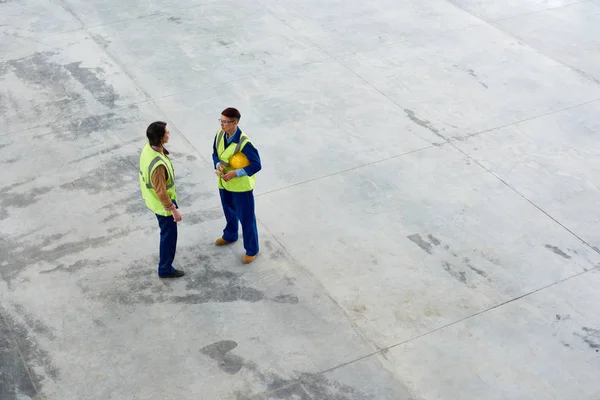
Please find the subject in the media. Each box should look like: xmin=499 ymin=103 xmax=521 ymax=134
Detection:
xmin=143 ymin=155 xmax=175 ymax=189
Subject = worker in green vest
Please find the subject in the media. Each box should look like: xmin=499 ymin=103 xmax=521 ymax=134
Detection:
xmin=212 ymin=107 xmax=262 ymax=264
xmin=139 ymin=121 xmax=185 ymax=278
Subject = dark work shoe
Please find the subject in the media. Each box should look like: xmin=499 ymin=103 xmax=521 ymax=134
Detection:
xmin=159 ymin=269 xmax=185 ymax=278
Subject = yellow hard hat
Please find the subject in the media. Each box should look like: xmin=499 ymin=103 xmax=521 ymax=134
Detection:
xmin=229 ymin=152 xmax=250 ymax=169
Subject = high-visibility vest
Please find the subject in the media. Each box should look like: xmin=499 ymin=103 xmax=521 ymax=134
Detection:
xmin=216 ymin=129 xmax=257 ymax=192
xmin=139 ymin=143 xmax=177 ymax=216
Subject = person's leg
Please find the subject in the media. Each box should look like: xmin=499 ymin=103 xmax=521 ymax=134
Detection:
xmin=233 ymin=190 xmax=259 ymax=257
xmin=156 ymin=213 xmax=177 ymax=277
xmin=219 ymin=188 xmax=239 ymax=242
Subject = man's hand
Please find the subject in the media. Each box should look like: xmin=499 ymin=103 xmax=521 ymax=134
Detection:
xmin=221 ymin=171 xmax=237 ymax=182
xmin=172 ymin=208 xmax=182 ymax=222
xmin=215 ymin=164 xmax=224 ymax=176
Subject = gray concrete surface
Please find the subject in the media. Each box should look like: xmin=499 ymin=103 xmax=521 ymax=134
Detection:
xmin=1 ymin=0 xmax=600 ymax=399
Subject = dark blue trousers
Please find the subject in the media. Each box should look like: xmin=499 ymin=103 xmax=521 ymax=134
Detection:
xmin=155 ymin=201 xmax=178 ymax=277
xmin=219 ymin=189 xmax=259 ymax=256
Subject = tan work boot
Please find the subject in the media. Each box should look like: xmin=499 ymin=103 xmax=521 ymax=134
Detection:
xmin=243 ymin=254 xmax=257 ymax=264
xmin=215 ymin=237 xmax=231 ymax=246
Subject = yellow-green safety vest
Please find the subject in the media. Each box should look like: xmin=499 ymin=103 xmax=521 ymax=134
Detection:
xmin=139 ymin=143 xmax=178 ymax=216
xmin=216 ymin=129 xmax=257 ymax=192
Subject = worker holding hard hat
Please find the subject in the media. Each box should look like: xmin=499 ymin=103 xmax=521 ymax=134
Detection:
xmin=212 ymin=107 xmax=262 ymax=264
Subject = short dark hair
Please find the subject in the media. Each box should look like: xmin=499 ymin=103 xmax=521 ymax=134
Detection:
xmin=146 ymin=121 xmax=169 ymax=154
xmin=221 ymin=107 xmax=241 ymax=121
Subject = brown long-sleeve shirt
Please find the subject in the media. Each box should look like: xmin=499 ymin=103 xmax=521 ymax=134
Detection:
xmin=151 ymin=164 xmax=174 ymax=210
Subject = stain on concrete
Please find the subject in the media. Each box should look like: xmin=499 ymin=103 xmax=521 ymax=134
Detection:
xmin=408 ymin=234 xmax=495 ymax=285
xmin=167 ymin=16 xmax=182 ymax=24
xmin=442 ymin=261 xmax=467 ymax=284
xmin=465 ymin=261 xmax=488 ymax=277
xmin=200 ymin=340 xmax=244 ymax=375
xmin=0 ymin=311 xmax=38 ymax=400
xmin=63 ymin=62 xmax=119 ymax=108
xmin=253 ymin=383 xmax=312 ymax=399
xmin=1 ymin=52 xmax=84 ymax=124
xmin=234 ymin=361 xmax=374 ymax=400
xmin=407 ymin=234 xmax=433 ymax=254
xmin=40 ymin=259 xmax=104 ymax=274
xmin=479 ymin=251 xmax=502 ymax=266
xmin=284 ymin=276 xmax=295 ymax=286
xmin=172 ymin=286 xmax=266 ymax=304
xmin=574 ymin=327 xmax=600 ymax=350
xmin=88 ymin=246 xmax=299 ymax=306
xmin=0 ymin=229 xmax=130 ymax=283
xmin=0 ymin=307 xmax=58 ymax=397
xmin=0 ymin=186 xmax=53 ymax=209
xmin=404 ymin=109 xmax=444 ymax=139
xmin=544 ymin=244 xmax=571 ymax=259
xmin=60 ymin=153 xmax=138 ymax=194
xmin=55 ymin=112 xmax=130 ymax=139
xmin=184 ymin=208 xmax=223 ymax=225
xmin=269 ymin=248 xmax=286 ymax=260
xmin=186 ymin=155 xmax=197 ymax=161
xmin=91 ymin=34 xmax=111 ymax=49
xmin=427 ymin=234 xmax=441 ymax=246
xmin=273 ymin=294 xmax=299 ymax=304
xmin=454 ymin=65 xmax=489 ymax=89
xmin=1 ymin=51 xmax=123 ymax=132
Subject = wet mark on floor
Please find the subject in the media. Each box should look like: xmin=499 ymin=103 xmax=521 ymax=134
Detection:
xmin=167 ymin=16 xmax=182 ymax=24
xmin=0 ymin=307 xmax=58 ymax=397
xmin=407 ymin=234 xmax=434 ymax=254
xmin=88 ymin=245 xmax=300 ymax=306
xmin=1 ymin=52 xmax=85 ymax=122
xmin=63 ymin=62 xmax=119 ymax=108
xmin=40 ymin=259 xmax=105 ymax=274
xmin=574 ymin=327 xmax=600 ymax=352
xmin=544 ymin=244 xmax=571 ymax=259
xmin=442 ymin=261 xmax=467 ymax=284
xmin=232 ymin=356 xmax=376 ymax=399
xmin=408 ymin=233 xmax=497 ymax=288
xmin=272 ymin=294 xmax=299 ymax=304
xmin=184 ymin=208 xmax=223 ymax=225
xmin=453 ymin=65 xmax=489 ymax=89
xmin=0 ymin=51 xmax=125 ymax=133
xmin=60 ymin=153 xmax=138 ymax=194
xmin=464 ymin=258 xmax=488 ymax=277
xmin=197 ymin=343 xmax=375 ymax=399
xmin=200 ymin=340 xmax=244 ymax=375
xmin=0 ymin=312 xmax=38 ymax=400
xmin=0 ymin=229 xmax=131 ymax=283
xmin=0 ymin=185 xmax=53 ymax=209
xmin=90 ymin=33 xmax=111 ymax=49
xmin=404 ymin=109 xmax=444 ymax=139
xmin=51 ymin=111 xmax=131 ymax=141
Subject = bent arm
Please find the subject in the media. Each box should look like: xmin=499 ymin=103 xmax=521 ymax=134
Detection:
xmin=236 ymin=142 xmax=261 ymax=177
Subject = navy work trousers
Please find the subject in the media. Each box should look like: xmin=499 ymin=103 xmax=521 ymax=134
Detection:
xmin=155 ymin=200 xmax=178 ymax=277
xmin=219 ymin=189 xmax=259 ymax=256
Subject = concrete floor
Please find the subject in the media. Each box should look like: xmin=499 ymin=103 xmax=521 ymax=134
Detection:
xmin=1 ymin=0 xmax=600 ymax=399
